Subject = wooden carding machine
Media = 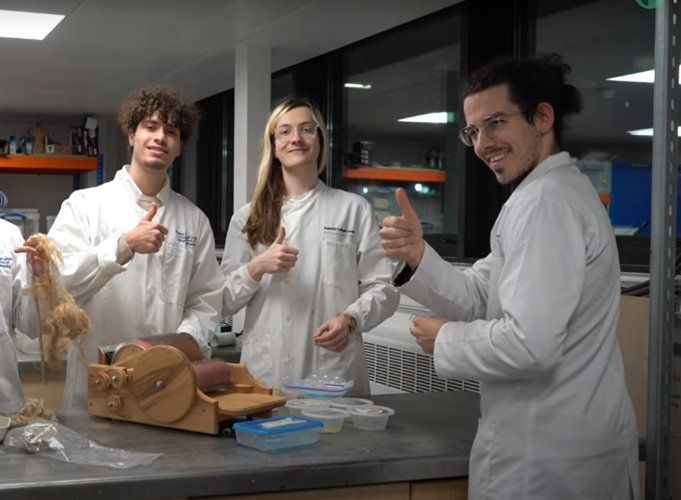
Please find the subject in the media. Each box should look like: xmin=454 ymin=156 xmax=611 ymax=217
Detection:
xmin=87 ymin=333 xmax=285 ymax=434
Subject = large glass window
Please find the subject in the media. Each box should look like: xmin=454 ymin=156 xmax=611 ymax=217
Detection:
xmin=334 ymin=12 xmax=462 ymax=257
xmin=196 ymin=89 xmax=234 ymax=245
xmin=272 ymin=69 xmax=294 ymax=107
xmin=535 ymin=0 xmax=655 ymax=269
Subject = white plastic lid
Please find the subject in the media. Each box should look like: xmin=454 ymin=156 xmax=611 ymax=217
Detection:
xmin=329 ymin=398 xmax=373 ymax=409
xmin=350 ymin=406 xmax=395 ymax=417
xmin=301 ymin=408 xmax=349 ymax=419
xmin=286 ymin=399 xmax=330 ymax=409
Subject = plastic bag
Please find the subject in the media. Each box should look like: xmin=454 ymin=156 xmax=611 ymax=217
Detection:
xmin=4 ymin=419 xmax=161 ymax=469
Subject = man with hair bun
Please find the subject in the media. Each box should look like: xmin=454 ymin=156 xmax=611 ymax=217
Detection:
xmin=380 ymin=54 xmax=639 ymax=499
xmin=48 ymin=85 xmax=223 ymax=411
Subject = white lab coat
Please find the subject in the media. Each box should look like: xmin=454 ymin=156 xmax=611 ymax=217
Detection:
xmin=396 ymin=152 xmax=639 ymax=500
xmin=0 ymin=220 xmax=35 ymax=413
xmin=222 ymin=181 xmax=399 ymax=396
xmin=49 ymin=166 xmax=223 ymax=410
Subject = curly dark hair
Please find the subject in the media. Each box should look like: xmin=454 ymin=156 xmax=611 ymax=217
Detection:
xmin=462 ymin=53 xmax=582 ymax=149
xmin=118 ymin=85 xmax=200 ymax=145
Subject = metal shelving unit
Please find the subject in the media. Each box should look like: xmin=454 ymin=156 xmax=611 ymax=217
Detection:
xmin=646 ymin=1 xmax=679 ymax=498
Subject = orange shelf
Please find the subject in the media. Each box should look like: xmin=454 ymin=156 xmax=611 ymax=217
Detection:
xmin=342 ymin=167 xmax=445 ymax=183
xmin=0 ymin=154 xmax=97 ymax=175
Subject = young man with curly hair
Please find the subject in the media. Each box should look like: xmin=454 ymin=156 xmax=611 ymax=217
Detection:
xmin=48 ymin=86 xmax=223 ymax=410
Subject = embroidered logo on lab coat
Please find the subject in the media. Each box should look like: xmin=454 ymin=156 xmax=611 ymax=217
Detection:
xmin=0 ymin=256 xmax=12 ymax=270
xmin=323 ymin=226 xmax=355 ymax=239
xmin=175 ymin=231 xmax=197 ymax=246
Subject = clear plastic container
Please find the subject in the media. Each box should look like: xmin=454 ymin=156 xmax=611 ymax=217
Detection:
xmin=232 ymin=416 xmax=323 ymax=452
xmin=350 ymin=406 xmax=395 ymax=431
xmin=329 ymin=398 xmax=373 ymax=421
xmin=286 ymin=399 xmax=330 ymax=417
xmin=0 ymin=209 xmax=40 ymax=239
xmin=0 ymin=416 xmax=9 ymax=442
xmin=301 ymin=408 xmax=349 ymax=433
xmin=46 ymin=215 xmax=58 ymax=233
xmin=283 ymin=374 xmax=354 ymax=399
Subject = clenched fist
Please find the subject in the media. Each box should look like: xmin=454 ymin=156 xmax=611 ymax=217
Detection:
xmin=14 ymin=236 xmax=47 ymax=277
xmin=314 ymin=316 xmax=351 ymax=353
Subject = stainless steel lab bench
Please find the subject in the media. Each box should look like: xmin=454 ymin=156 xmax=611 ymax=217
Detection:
xmin=0 ymin=391 xmax=479 ymax=500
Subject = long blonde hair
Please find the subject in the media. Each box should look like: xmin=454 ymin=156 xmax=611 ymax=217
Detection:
xmin=244 ymin=98 xmax=329 ymax=247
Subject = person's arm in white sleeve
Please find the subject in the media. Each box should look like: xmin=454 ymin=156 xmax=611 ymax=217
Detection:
xmin=9 ymin=227 xmax=37 ymax=338
xmin=220 ymin=211 xmax=261 ymax=315
xmin=176 ymin=215 xmax=223 ymax=358
xmin=394 ymin=243 xmax=492 ymax=322
xmin=434 ymin=195 xmax=587 ymax=382
xmin=48 ymin=193 xmax=129 ymax=304
xmin=342 ymin=204 xmax=400 ymax=332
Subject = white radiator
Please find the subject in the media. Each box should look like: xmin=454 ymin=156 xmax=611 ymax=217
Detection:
xmin=363 ymin=332 xmax=480 ymax=395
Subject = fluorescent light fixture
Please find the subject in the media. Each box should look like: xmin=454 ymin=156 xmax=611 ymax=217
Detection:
xmin=398 ymin=112 xmax=455 ymax=124
xmin=627 ymin=127 xmax=681 ymax=136
xmin=607 ymin=67 xmax=681 ymax=83
xmin=0 ymin=10 xmax=64 ymax=41
xmin=607 ymin=70 xmax=655 ymax=83
xmin=344 ymin=82 xmax=372 ymax=89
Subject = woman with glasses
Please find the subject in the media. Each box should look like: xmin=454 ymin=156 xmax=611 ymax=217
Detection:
xmin=221 ymin=98 xmax=398 ymax=396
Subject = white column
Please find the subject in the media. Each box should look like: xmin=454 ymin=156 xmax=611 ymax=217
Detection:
xmin=234 ymin=36 xmax=271 ymax=212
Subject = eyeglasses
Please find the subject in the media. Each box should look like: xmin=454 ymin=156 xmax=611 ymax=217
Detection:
xmin=458 ymin=110 xmax=525 ymax=147
xmin=272 ymin=123 xmax=320 ymax=143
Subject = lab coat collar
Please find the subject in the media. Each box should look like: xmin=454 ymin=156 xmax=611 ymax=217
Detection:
xmin=116 ymin=165 xmax=171 ymax=205
xmin=282 ymin=179 xmax=325 ymax=213
xmin=513 ymin=151 xmax=572 ymax=195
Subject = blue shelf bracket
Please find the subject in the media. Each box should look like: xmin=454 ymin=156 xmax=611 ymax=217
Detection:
xmin=97 ymin=154 xmax=104 ymax=186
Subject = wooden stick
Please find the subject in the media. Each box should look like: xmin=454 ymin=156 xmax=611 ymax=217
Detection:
xmin=31 ymin=295 xmax=47 ymax=385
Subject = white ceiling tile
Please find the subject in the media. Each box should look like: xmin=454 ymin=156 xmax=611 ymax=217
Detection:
xmin=73 ymin=0 xmax=243 ymax=23
xmin=0 ymin=0 xmax=82 ymax=15
xmin=0 ymin=0 xmax=462 ymax=114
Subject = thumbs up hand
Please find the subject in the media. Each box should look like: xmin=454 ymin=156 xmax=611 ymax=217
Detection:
xmin=123 ymin=202 xmax=169 ymax=254
xmin=247 ymin=226 xmax=299 ymax=282
xmin=379 ymin=188 xmax=425 ymax=269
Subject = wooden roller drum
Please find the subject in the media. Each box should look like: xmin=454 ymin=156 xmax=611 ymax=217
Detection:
xmin=111 ymin=333 xmax=203 ymax=365
xmin=88 ymin=344 xmax=285 ymax=434
xmin=131 ymin=347 xmax=233 ymax=423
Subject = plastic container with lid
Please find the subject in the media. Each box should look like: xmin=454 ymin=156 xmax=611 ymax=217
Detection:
xmin=285 ymin=399 xmax=330 ymax=418
xmin=0 ymin=416 xmax=9 ymax=442
xmin=301 ymin=408 xmax=349 ymax=433
xmin=232 ymin=416 xmax=323 ymax=452
xmin=46 ymin=215 xmax=57 ymax=233
xmin=350 ymin=406 xmax=395 ymax=431
xmin=283 ymin=374 xmax=354 ymax=399
xmin=0 ymin=209 xmax=40 ymax=239
xmin=329 ymin=398 xmax=373 ymax=421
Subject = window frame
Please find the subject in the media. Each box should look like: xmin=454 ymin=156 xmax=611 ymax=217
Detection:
xmin=199 ymin=0 xmax=654 ymax=271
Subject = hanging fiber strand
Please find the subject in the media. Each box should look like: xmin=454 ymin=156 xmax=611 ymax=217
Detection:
xmin=22 ymin=234 xmax=90 ymax=372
